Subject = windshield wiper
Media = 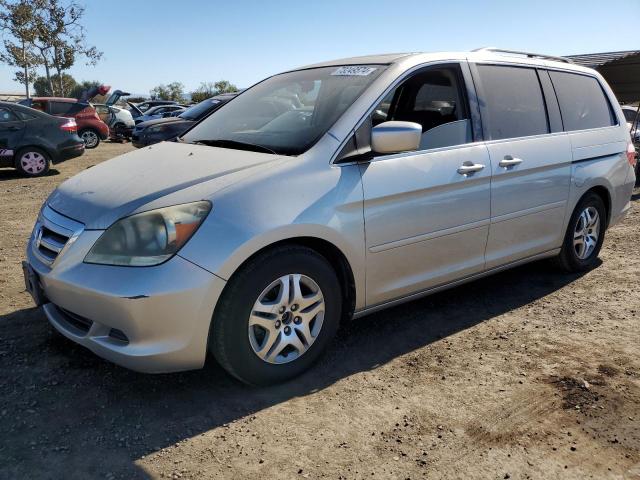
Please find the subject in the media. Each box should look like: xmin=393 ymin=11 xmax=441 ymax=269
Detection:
xmin=190 ymin=139 xmax=277 ymax=155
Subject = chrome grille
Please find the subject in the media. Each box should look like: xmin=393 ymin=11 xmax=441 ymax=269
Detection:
xmin=31 ymin=205 xmax=84 ymax=267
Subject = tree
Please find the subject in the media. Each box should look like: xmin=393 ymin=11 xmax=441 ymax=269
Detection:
xmin=30 ymin=0 xmax=102 ymax=96
xmin=0 ymin=0 xmax=103 ymax=97
xmin=0 ymin=0 xmax=40 ymax=97
xmin=68 ymin=79 xmax=100 ymax=99
xmin=150 ymin=82 xmax=185 ymax=102
xmin=33 ymin=72 xmax=76 ymax=96
xmin=190 ymin=80 xmax=238 ymax=103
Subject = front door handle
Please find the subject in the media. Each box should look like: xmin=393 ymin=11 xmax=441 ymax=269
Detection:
xmin=499 ymin=155 xmax=523 ymax=167
xmin=457 ymin=163 xmax=485 ymax=175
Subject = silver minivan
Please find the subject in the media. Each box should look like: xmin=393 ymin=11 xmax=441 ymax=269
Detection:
xmin=23 ymin=49 xmax=637 ymax=385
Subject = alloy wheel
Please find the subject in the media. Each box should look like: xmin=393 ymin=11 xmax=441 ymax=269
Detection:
xmin=573 ymin=206 xmax=600 ymax=260
xmin=81 ymin=130 xmax=99 ymax=148
xmin=20 ymin=151 xmax=46 ymax=175
xmin=248 ymin=273 xmax=325 ymax=364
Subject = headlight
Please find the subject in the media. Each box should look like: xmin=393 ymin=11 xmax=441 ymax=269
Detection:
xmin=84 ymin=201 xmax=211 ymax=266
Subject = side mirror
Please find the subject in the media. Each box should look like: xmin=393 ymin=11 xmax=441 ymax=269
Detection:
xmin=371 ymin=121 xmax=422 ymax=154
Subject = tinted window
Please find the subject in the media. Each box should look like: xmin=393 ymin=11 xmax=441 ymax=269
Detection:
xmin=549 ymin=71 xmax=615 ymax=131
xmin=16 ymin=110 xmax=37 ymax=120
xmin=0 ymin=107 xmax=18 ymax=122
xmin=180 ymin=98 xmax=222 ymax=120
xmin=477 ymin=65 xmax=548 ymax=140
xmin=49 ymin=101 xmax=76 ymax=115
xmin=623 ymin=109 xmax=637 ymax=122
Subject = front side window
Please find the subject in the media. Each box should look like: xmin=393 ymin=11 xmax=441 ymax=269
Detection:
xmin=183 ymin=65 xmax=386 ymax=155
xmin=550 ymin=71 xmax=616 ymax=131
xmin=476 ymin=65 xmax=549 ymax=140
xmin=371 ymin=65 xmax=472 ymax=151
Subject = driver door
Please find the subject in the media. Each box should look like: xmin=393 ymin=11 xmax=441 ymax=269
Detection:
xmin=358 ymin=63 xmax=491 ymax=306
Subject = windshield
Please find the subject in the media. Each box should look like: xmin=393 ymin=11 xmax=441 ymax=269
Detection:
xmin=180 ymin=98 xmax=222 ymax=120
xmin=182 ymin=65 xmax=386 ymax=155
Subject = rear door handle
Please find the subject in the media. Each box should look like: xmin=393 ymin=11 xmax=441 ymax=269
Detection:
xmin=499 ymin=155 xmax=523 ymax=167
xmin=457 ymin=163 xmax=485 ymax=175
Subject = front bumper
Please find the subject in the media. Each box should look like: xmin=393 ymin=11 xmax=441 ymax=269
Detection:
xmin=26 ymin=207 xmax=226 ymax=373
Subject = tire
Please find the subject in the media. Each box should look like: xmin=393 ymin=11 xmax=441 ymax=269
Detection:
xmin=79 ymin=129 xmax=100 ymax=149
xmin=15 ymin=147 xmax=50 ymax=177
xmin=555 ymin=192 xmax=606 ymax=272
xmin=210 ymin=245 xmax=342 ymax=386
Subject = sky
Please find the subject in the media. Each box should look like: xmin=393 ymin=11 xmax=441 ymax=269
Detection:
xmin=1 ymin=0 xmax=639 ymax=96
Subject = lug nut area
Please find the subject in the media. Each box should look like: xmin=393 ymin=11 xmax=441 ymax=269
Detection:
xmin=294 ymin=316 xmax=301 ymax=324
xmin=284 ymin=326 xmax=291 ymax=335
xmin=275 ymin=320 xmax=281 ymax=329
xmin=291 ymin=304 xmax=298 ymax=311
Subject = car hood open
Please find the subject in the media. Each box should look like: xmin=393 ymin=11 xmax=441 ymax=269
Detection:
xmin=47 ymin=141 xmax=282 ymax=229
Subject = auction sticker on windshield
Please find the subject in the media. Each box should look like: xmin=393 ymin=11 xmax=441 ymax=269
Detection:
xmin=331 ymin=66 xmax=377 ymax=76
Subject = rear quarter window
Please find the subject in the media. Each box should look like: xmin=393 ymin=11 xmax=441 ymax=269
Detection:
xmin=549 ymin=71 xmax=616 ymax=131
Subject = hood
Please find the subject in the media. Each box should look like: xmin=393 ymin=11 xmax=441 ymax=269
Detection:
xmin=47 ymin=141 xmax=282 ymax=229
xmin=135 ymin=116 xmax=189 ymax=129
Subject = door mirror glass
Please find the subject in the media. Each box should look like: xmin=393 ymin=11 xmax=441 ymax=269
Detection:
xmin=371 ymin=121 xmax=421 ymax=154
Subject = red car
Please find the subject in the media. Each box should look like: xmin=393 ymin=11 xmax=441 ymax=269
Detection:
xmin=19 ymin=97 xmax=110 ymax=149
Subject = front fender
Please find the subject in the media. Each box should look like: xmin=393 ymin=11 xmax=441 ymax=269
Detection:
xmin=177 ymin=162 xmax=366 ymax=309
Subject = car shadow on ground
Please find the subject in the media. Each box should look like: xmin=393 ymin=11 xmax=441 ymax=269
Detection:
xmin=0 ymin=259 xmax=591 ymax=479
xmin=0 ymin=168 xmax=60 ymax=181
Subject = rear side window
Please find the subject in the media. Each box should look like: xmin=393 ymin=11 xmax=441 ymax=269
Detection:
xmin=16 ymin=110 xmax=37 ymax=120
xmin=549 ymin=71 xmax=616 ymax=131
xmin=476 ymin=65 xmax=549 ymax=140
xmin=49 ymin=101 xmax=83 ymax=115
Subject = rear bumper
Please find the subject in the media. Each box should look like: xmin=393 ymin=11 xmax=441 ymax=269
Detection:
xmin=53 ymin=142 xmax=85 ymax=163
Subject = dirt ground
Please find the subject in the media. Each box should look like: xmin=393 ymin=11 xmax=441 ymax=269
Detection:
xmin=0 ymin=142 xmax=639 ymax=480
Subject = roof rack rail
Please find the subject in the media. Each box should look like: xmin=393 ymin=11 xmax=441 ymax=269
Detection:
xmin=471 ymin=47 xmax=573 ymax=64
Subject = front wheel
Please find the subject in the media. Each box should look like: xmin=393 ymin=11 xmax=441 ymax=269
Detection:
xmin=210 ymin=246 xmax=342 ymax=386
xmin=555 ymin=192 xmax=606 ymax=272
xmin=79 ymin=129 xmax=100 ymax=149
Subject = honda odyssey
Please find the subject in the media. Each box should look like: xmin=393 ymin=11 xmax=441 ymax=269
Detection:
xmin=23 ymin=49 xmax=637 ymax=385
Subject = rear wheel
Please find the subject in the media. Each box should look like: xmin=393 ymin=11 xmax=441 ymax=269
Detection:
xmin=16 ymin=148 xmax=50 ymax=177
xmin=210 ymin=246 xmax=342 ymax=386
xmin=79 ymin=129 xmax=100 ymax=149
xmin=555 ymin=192 xmax=606 ymax=272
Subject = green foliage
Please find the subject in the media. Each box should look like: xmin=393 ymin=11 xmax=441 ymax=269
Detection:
xmin=190 ymin=80 xmax=238 ymax=103
xmin=32 ymin=72 xmax=76 ymax=96
xmin=127 ymin=96 xmax=147 ymax=104
xmin=0 ymin=0 xmax=102 ymax=96
xmin=69 ymin=80 xmax=100 ymax=99
xmin=150 ymin=82 xmax=186 ymax=102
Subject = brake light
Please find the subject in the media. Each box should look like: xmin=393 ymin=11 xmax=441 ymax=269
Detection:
xmin=627 ymin=142 xmax=637 ymax=167
xmin=60 ymin=118 xmax=77 ymax=132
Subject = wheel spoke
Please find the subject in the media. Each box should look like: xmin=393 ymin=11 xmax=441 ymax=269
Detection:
xmin=274 ymin=275 xmax=290 ymax=306
xmin=248 ymin=313 xmax=276 ymax=331
xmin=264 ymin=333 xmax=288 ymax=362
xmin=298 ymin=290 xmax=323 ymax=311
xmin=294 ymin=321 xmax=313 ymax=346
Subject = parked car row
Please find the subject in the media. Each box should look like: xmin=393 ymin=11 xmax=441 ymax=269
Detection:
xmin=19 ymin=96 xmax=110 ymax=149
xmin=132 ymin=93 xmax=237 ymax=147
